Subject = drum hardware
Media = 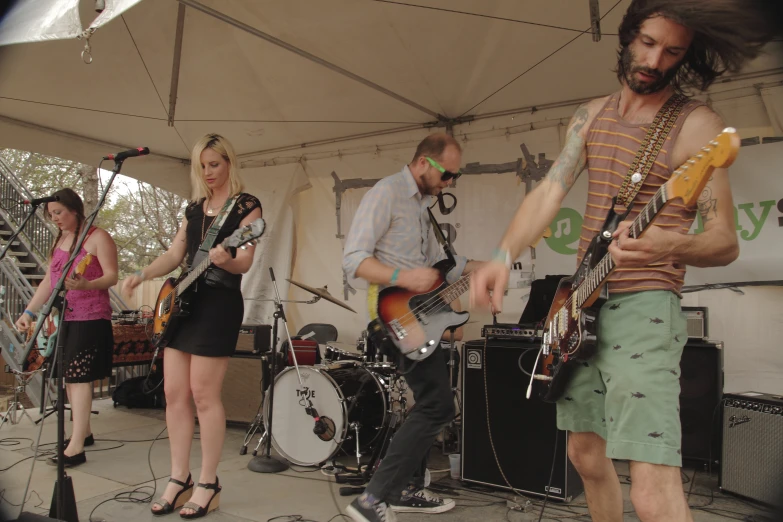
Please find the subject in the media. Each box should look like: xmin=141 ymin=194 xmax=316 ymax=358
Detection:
xmin=441 ymin=327 xmax=461 ymax=456
xmin=248 ymin=267 xmax=309 ymax=474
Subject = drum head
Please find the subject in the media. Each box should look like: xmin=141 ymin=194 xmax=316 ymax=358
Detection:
xmin=264 ymin=366 xmax=346 ymax=466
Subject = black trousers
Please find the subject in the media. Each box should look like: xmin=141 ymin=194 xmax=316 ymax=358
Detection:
xmin=365 ymin=345 xmax=454 ymax=502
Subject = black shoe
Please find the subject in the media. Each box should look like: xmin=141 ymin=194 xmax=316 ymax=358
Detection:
xmin=64 ymin=434 xmax=94 ymax=447
xmin=47 ymin=451 xmax=86 ymax=468
xmin=346 ymin=495 xmax=397 ymax=522
xmin=389 ymin=486 xmax=455 ymax=514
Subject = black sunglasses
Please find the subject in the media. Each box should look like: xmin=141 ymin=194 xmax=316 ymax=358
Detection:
xmin=425 ymin=156 xmax=462 ymax=181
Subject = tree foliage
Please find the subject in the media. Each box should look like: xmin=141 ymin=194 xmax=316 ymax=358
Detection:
xmin=0 ymin=148 xmax=186 ymax=276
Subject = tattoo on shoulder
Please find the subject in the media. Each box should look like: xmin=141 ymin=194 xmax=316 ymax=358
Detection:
xmin=697 ymin=180 xmax=718 ymax=223
xmin=546 ymin=104 xmax=589 ymax=191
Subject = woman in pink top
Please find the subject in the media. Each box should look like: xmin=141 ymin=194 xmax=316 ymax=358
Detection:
xmin=15 ymin=188 xmax=118 ymax=468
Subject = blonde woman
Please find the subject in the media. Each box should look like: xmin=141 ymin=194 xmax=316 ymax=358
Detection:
xmin=124 ymin=134 xmax=261 ymax=519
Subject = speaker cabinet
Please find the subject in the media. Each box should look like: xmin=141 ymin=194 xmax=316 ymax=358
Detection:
xmin=720 ymin=392 xmax=783 ymax=505
xmin=461 ymin=339 xmax=583 ymax=502
xmin=223 ymin=353 xmax=263 ymax=426
xmin=679 ymin=340 xmax=723 ymax=464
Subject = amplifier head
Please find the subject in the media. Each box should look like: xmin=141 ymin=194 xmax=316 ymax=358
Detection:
xmin=682 ymin=306 xmax=708 ymax=340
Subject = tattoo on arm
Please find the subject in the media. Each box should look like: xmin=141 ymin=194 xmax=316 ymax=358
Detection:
xmin=697 ymin=180 xmax=718 ymax=223
xmin=547 ymin=104 xmax=589 ymax=191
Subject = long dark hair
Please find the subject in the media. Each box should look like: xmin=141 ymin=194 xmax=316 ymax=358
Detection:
xmin=616 ymin=0 xmax=783 ymax=93
xmin=46 ymin=188 xmax=85 ymax=260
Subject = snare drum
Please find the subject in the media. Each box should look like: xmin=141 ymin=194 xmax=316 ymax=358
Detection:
xmin=264 ymin=362 xmax=387 ymax=466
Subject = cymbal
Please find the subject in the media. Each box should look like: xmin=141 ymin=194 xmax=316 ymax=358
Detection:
xmin=287 ymin=279 xmax=357 ymax=313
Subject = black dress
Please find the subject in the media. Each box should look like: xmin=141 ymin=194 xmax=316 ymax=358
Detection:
xmin=167 ymin=193 xmax=261 ymax=357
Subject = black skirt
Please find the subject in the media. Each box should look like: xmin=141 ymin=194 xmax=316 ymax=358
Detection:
xmin=55 ymin=319 xmax=114 ymax=384
xmin=166 ymin=283 xmax=243 ymax=357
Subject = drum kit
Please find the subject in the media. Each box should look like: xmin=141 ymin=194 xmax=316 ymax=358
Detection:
xmin=241 ymin=276 xmax=409 ymax=480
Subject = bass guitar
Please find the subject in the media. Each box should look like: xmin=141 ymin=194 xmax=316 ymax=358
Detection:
xmin=532 ymin=128 xmax=740 ymax=402
xmin=151 ymin=218 xmax=265 ymax=349
xmin=373 ymin=259 xmax=470 ymax=361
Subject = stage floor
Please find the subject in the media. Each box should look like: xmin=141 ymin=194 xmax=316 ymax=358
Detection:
xmin=0 ymin=398 xmax=774 ymax=522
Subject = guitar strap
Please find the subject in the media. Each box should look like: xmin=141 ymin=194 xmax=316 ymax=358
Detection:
xmin=191 ymin=196 xmax=237 ymax=268
xmin=615 ymin=93 xmax=688 ymax=207
xmin=427 ymin=207 xmax=456 ymax=273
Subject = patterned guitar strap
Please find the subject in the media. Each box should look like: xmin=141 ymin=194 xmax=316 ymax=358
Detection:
xmin=192 ymin=196 xmax=237 ymax=267
xmin=615 ymin=92 xmax=688 ymax=207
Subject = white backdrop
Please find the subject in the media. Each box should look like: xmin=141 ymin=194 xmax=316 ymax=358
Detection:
xmin=236 ymin=126 xmax=783 ymax=395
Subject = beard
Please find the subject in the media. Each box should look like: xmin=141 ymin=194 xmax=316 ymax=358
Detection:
xmin=620 ymin=46 xmax=681 ymax=94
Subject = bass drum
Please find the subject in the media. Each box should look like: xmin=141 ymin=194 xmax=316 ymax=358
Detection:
xmin=264 ymin=362 xmax=387 ymax=466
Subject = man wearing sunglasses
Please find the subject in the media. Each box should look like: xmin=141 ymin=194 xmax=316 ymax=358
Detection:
xmin=343 ymin=133 xmax=481 ymax=522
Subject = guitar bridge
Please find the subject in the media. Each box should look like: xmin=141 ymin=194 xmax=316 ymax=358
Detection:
xmin=389 ymin=319 xmax=406 ymax=340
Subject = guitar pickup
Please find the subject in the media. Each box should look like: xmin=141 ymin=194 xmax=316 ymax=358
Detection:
xmin=389 ymin=319 xmax=406 ymax=340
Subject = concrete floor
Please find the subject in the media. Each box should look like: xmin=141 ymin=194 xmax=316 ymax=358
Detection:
xmin=0 ymin=398 xmax=775 ymax=522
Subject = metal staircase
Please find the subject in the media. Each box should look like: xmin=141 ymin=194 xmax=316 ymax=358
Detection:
xmin=0 ymin=157 xmax=127 ymax=407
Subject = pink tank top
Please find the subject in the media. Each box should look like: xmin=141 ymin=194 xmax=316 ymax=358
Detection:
xmin=49 ymin=240 xmax=112 ymax=322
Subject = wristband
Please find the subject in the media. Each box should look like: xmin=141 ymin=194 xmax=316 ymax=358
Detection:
xmin=134 ymin=269 xmax=145 ymax=281
xmin=24 ymin=309 xmax=36 ymax=320
xmin=491 ymin=248 xmax=512 ymax=270
xmin=390 ymin=268 xmax=400 ymax=285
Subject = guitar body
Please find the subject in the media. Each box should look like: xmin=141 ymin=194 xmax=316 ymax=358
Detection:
xmin=539 ymin=204 xmax=628 ymax=403
xmin=539 ymin=243 xmax=606 ymax=403
xmin=36 ymin=310 xmax=60 ymax=358
xmin=151 ymin=274 xmax=196 ymax=348
xmin=376 ymin=260 xmax=469 ymax=361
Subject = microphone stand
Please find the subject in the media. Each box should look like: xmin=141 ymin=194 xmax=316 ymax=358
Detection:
xmin=21 ymin=157 xmax=132 ymax=522
xmin=247 ymin=267 xmax=300 ymax=473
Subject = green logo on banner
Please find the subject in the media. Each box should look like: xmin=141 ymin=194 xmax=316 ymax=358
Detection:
xmin=545 ymin=207 xmax=583 ymax=255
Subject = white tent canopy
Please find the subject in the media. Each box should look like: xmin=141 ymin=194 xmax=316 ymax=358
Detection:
xmin=1 ymin=0 xmax=782 ymax=394
xmin=0 ymin=0 xmax=781 ymax=195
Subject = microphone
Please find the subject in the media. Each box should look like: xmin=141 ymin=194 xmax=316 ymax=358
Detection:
xmin=24 ymin=196 xmax=60 ymax=206
xmin=103 ymin=147 xmax=150 ymax=161
xmin=306 ymin=405 xmax=336 ymax=441
xmin=313 ymin=416 xmax=336 ymax=441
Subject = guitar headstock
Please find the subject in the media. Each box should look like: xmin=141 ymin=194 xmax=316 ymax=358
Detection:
xmin=666 ymin=127 xmax=740 ymax=206
xmin=75 ymin=253 xmax=93 ymax=276
xmin=223 ymin=218 xmax=266 ymax=249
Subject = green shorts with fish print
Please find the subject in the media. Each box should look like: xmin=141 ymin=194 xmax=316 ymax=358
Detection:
xmin=555 ymin=290 xmax=687 ymax=467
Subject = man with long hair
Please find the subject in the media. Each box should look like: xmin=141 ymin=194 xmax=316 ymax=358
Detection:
xmin=471 ymin=1 xmax=781 ymax=520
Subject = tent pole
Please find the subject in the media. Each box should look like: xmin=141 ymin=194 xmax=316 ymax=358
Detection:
xmin=167 ymin=3 xmax=187 ymax=126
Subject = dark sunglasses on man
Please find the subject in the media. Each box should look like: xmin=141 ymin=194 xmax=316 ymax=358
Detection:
xmin=425 ymin=156 xmax=462 ymax=182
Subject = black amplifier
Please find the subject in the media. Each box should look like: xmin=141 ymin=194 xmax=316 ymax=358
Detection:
xmin=720 ymin=392 xmax=783 ymax=505
xmin=461 ymin=339 xmax=583 ymax=502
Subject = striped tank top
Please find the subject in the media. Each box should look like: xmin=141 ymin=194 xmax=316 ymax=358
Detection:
xmin=576 ymin=92 xmax=705 ymax=296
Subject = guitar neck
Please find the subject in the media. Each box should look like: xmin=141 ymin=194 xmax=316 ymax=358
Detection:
xmin=176 ymin=254 xmax=213 ymax=294
xmin=576 ymin=186 xmax=669 ymax=307
xmin=439 ymin=272 xmax=471 ymax=304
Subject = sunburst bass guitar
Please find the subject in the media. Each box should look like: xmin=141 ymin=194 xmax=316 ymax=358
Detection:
xmin=372 ymin=260 xmax=470 ymax=361
xmin=531 ymin=128 xmax=740 ymax=403
xmin=151 ymin=218 xmax=265 ymax=349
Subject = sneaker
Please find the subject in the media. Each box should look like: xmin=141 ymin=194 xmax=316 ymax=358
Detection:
xmin=389 ymin=486 xmax=455 ymax=514
xmin=346 ymin=494 xmax=397 ymax=522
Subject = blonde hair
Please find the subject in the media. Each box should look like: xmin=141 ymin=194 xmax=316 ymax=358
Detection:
xmin=189 ymin=134 xmax=244 ymax=201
